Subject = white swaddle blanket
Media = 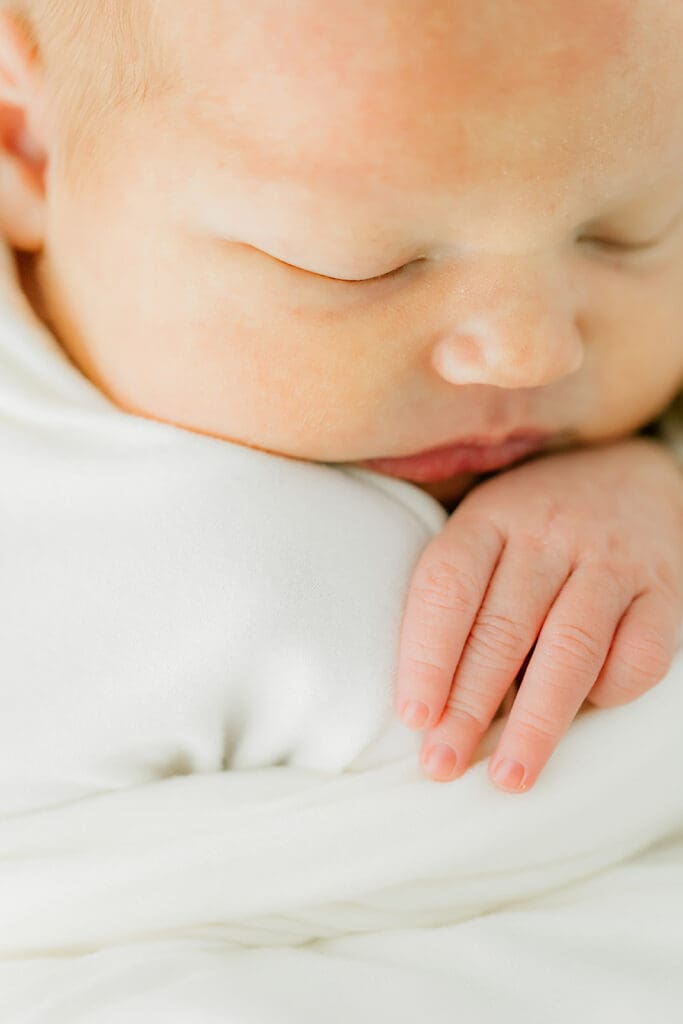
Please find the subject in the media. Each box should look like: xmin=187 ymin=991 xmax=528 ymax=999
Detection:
xmin=1 ymin=234 xmax=682 ymax=1023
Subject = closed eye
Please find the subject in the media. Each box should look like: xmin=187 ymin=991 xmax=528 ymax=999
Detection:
xmin=576 ymin=234 xmax=662 ymax=253
xmin=265 ymin=249 xmax=422 ymax=284
xmin=296 ymin=237 xmax=661 ymax=281
xmin=270 ymin=231 xmax=663 ymax=282
xmin=331 ymin=262 xmax=414 ymax=284
xmin=308 ymin=260 xmax=420 ymax=285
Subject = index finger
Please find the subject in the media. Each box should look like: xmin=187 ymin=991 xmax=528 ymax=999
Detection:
xmin=489 ymin=565 xmax=627 ymax=792
xmin=394 ymin=515 xmax=505 ymax=730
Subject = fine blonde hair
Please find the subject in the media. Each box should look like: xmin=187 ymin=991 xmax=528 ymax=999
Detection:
xmin=1 ymin=1 xmax=171 ymax=180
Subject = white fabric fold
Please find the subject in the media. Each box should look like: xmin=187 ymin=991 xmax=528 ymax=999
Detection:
xmin=1 ymin=662 xmax=683 ymax=955
xmin=0 ymin=239 xmax=447 ymax=817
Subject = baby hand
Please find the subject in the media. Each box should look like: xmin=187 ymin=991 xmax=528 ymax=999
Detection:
xmin=394 ymin=437 xmax=683 ymax=792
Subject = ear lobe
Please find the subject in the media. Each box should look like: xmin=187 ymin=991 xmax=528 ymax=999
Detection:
xmin=0 ymin=11 xmax=48 ymax=252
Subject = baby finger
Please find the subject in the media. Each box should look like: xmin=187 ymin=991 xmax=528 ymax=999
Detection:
xmin=587 ymin=588 xmax=680 ymax=708
xmin=394 ymin=515 xmax=504 ymax=731
xmin=419 ymin=537 xmax=564 ymax=782
xmin=489 ymin=567 xmax=627 ymax=793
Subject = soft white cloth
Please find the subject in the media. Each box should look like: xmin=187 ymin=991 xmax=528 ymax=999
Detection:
xmin=1 ymin=234 xmax=682 ymax=1023
xmin=0 ymin=238 xmax=444 ymax=817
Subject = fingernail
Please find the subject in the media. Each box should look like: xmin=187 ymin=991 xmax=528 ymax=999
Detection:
xmin=421 ymin=743 xmax=458 ymax=780
xmin=492 ymin=758 xmax=527 ymax=791
xmin=400 ymin=700 xmax=430 ymax=729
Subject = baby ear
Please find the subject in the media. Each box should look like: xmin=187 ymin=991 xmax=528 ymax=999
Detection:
xmin=0 ymin=11 xmax=48 ymax=252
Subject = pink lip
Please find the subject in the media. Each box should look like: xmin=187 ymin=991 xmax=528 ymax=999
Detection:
xmin=358 ymin=432 xmax=551 ymax=482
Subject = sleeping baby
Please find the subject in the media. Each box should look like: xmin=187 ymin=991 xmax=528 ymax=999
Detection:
xmin=0 ymin=0 xmax=681 ymax=796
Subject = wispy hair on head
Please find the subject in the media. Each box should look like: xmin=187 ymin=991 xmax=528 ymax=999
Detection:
xmin=1 ymin=1 xmax=172 ymax=178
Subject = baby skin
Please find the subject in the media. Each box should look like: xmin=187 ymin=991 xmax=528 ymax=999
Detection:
xmin=0 ymin=0 xmax=682 ymax=793
xmin=395 ymin=439 xmax=683 ymax=791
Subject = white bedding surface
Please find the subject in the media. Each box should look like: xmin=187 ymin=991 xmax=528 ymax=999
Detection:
xmin=1 ymin=654 xmax=683 ymax=1023
xmin=1 ymin=234 xmax=682 ymax=1022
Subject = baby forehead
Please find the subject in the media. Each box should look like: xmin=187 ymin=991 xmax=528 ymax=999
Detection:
xmin=258 ymin=0 xmax=633 ymax=94
xmin=176 ymin=0 xmax=639 ymax=95
xmin=167 ymin=0 xmax=682 ymax=201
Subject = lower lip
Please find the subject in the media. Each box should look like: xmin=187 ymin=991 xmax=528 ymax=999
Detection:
xmin=358 ymin=436 xmax=549 ymax=483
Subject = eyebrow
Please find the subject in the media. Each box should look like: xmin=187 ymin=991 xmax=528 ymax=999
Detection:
xmin=205 ymin=135 xmax=683 ymax=270
xmin=220 ymin=137 xmax=683 ymax=230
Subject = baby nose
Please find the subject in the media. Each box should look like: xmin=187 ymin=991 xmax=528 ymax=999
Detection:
xmin=432 ymin=320 xmax=584 ymax=389
xmin=429 ymin=259 xmax=585 ymax=390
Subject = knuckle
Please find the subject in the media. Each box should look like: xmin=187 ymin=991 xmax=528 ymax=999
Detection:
xmin=466 ymin=610 xmax=527 ymax=670
xmin=413 ymin=559 xmax=480 ymax=616
xmin=652 ymin=559 xmax=683 ymax=603
xmin=400 ymin=642 xmax=452 ymax=693
xmin=586 ymin=556 xmax=634 ymax=595
xmin=544 ymin=622 xmax=603 ymax=672
xmin=519 ymin=517 xmax=566 ymax=554
xmin=537 ymin=499 xmax=574 ymax=540
xmin=512 ymin=705 xmax=560 ymax=745
xmin=602 ymin=531 xmax=631 ymax=562
xmin=441 ymin=697 xmax=489 ymax=734
xmin=616 ymin=628 xmax=673 ymax=688
xmin=593 ymin=675 xmax=641 ymax=706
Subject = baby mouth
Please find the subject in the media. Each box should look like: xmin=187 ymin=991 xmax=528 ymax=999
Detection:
xmin=357 ymin=432 xmax=552 ymax=483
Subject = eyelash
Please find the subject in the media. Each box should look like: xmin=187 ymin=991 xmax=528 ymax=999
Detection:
xmin=575 ymin=235 xmax=658 ymax=254
xmin=279 ymin=234 xmax=658 ymax=289
xmin=341 ymin=237 xmax=657 ymax=284
xmin=332 ymin=259 xmax=421 ymax=286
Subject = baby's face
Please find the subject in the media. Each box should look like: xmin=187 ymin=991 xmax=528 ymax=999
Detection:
xmin=25 ymin=0 xmax=683 ymax=504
